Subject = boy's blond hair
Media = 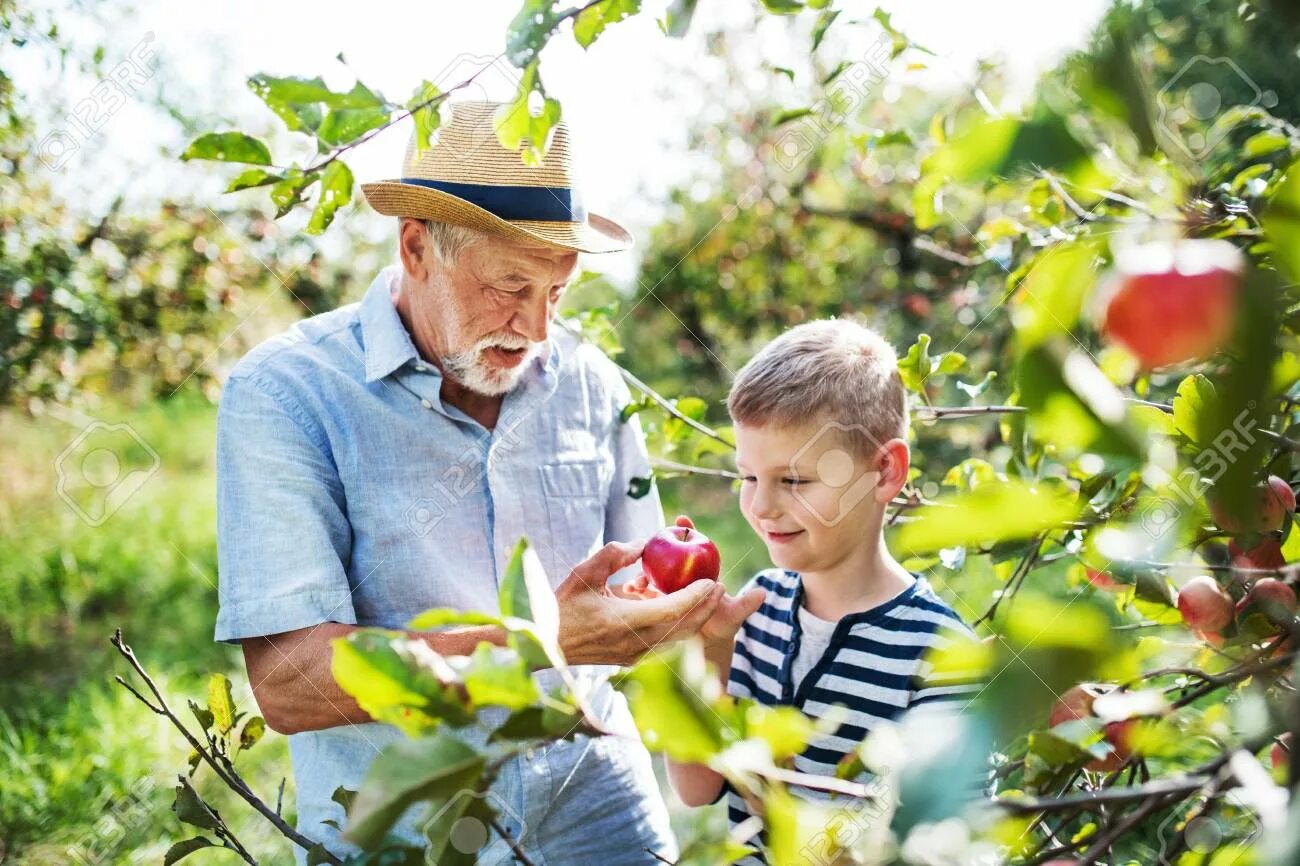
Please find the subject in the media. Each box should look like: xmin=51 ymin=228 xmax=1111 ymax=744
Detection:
xmin=726 ymin=318 xmax=908 ymax=456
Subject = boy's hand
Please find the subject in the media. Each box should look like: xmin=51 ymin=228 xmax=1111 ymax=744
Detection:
xmin=623 ymin=515 xmax=766 ymax=647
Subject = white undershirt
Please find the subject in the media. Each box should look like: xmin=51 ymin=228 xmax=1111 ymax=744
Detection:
xmin=790 ymin=604 xmax=840 ymax=692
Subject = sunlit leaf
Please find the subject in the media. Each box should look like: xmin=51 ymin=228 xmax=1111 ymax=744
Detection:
xmin=181 ymin=132 xmax=272 ymax=165
xmin=894 ymin=479 xmax=1081 ymax=554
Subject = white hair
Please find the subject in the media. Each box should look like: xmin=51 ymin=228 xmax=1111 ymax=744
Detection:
xmin=421 ymin=219 xmax=489 ymax=265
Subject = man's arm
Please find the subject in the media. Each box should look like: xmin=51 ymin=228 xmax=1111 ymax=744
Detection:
xmin=245 ymin=623 xmax=505 ymax=735
xmin=247 ymin=541 xmax=726 ymax=734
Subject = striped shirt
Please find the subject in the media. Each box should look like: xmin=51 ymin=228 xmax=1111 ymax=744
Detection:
xmin=726 ymin=568 xmax=980 ymax=861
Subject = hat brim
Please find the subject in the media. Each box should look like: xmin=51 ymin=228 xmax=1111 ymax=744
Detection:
xmin=360 ymin=180 xmax=633 ymax=254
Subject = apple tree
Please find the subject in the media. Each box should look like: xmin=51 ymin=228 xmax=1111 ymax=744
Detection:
xmin=140 ymin=1 xmax=1300 ymax=864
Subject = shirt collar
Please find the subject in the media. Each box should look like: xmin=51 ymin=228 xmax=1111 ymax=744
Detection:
xmin=360 ymin=266 xmax=420 ymax=383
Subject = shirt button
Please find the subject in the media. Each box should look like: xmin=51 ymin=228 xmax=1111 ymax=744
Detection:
xmin=420 ymin=398 xmax=433 ymax=409
xmin=414 ymin=363 xmax=427 ymax=372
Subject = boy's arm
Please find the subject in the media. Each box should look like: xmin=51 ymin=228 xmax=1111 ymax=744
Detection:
xmin=666 ymin=637 xmax=734 ymax=806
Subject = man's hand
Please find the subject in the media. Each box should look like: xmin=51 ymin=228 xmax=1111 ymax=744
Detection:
xmin=622 ymin=516 xmax=766 ymax=651
xmin=555 ymin=539 xmax=725 ymax=666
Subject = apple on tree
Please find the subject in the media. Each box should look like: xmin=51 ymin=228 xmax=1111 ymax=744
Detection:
xmin=1236 ymin=577 xmax=1297 ymax=621
xmin=1273 ymin=732 xmax=1293 ymax=773
xmin=1048 ymin=683 xmax=1127 ymax=772
xmin=1230 ymin=537 xmax=1287 ymax=571
xmin=1211 ymin=474 xmax=1296 ymax=534
xmin=1176 ymin=575 xmax=1235 ymax=633
xmin=1099 ymin=238 xmax=1243 ymax=369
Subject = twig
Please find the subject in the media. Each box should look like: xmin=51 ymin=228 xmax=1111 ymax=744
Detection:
xmin=645 ymin=848 xmax=677 ymax=865
xmin=490 ymin=816 xmax=538 ymax=866
xmin=914 ymin=404 xmax=1027 ymax=420
xmin=651 ymin=458 xmax=739 ymax=480
xmin=178 ymin=774 xmax=259 ymax=865
xmin=111 ymin=630 xmax=343 ymax=864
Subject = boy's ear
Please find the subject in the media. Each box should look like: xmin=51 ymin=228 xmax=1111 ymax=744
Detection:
xmin=873 ymin=438 xmax=911 ymax=502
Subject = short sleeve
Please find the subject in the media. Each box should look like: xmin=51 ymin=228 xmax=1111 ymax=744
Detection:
xmin=214 ymin=373 xmax=357 ymax=643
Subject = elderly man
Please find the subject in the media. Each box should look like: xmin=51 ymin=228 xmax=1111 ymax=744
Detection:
xmin=215 ymin=102 xmax=760 ymax=863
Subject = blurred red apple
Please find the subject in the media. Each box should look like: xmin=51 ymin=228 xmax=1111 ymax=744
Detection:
xmin=1237 ymin=577 xmax=1297 ymax=619
xmin=1085 ymin=568 xmax=1122 ymax=591
xmin=1231 ymin=538 xmax=1287 ymax=570
xmin=1177 ymin=575 xmax=1234 ymax=632
xmin=1101 ymin=239 xmax=1242 ymax=368
xmin=1212 ymin=475 xmax=1296 ymax=534
xmin=643 ymin=525 xmax=721 ymax=594
xmin=1103 ymin=719 xmax=1138 ymax=762
xmin=1049 ymin=683 xmax=1112 ymax=728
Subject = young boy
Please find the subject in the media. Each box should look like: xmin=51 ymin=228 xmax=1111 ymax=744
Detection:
xmin=640 ymin=318 xmax=980 ymax=846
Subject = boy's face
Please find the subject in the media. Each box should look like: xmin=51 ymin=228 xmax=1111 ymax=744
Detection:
xmin=734 ymin=420 xmax=908 ymax=574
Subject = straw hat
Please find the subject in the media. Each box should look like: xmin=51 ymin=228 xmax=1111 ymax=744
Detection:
xmin=361 ymin=101 xmax=632 ymax=254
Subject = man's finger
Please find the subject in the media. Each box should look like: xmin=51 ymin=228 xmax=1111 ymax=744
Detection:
xmin=674 ymin=514 xmax=695 ymax=529
xmin=560 ymin=541 xmax=645 ymax=593
xmin=618 ymin=578 xmax=719 ymax=631
xmin=736 ymin=587 xmax=766 ymax=619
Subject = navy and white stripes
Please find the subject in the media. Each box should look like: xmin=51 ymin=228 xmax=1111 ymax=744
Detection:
xmin=725 ymin=568 xmax=981 ymax=861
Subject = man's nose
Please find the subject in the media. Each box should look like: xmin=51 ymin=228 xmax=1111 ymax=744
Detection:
xmin=511 ymin=291 xmax=551 ymax=343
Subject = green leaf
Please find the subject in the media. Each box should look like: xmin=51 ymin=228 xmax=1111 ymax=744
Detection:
xmin=766 ymin=787 xmax=844 ymax=866
xmin=172 ymin=783 xmax=219 ymax=831
xmin=423 ymin=780 xmax=497 ymax=866
xmin=248 ymin=75 xmax=385 ymax=134
xmin=460 ymin=643 xmax=539 ymax=710
xmin=773 ymin=107 xmax=813 ymax=126
xmin=331 ymin=630 xmax=474 ymax=733
xmin=497 ymin=538 xmax=564 ymax=670
xmin=164 ymin=837 xmax=215 ymax=865
xmin=615 ymin=645 xmax=726 ymax=762
xmin=660 ymin=0 xmax=698 ymax=37
xmin=316 ymin=105 xmax=390 ymax=149
xmin=306 ymin=843 xmax=335 ymax=866
xmin=1009 ymin=239 xmax=1103 ymax=351
xmin=1263 ymin=159 xmax=1300 ymax=284
xmin=894 ymin=480 xmax=1081 ymax=554
xmin=306 ymin=161 xmax=354 ymax=235
xmin=627 ymin=475 xmax=654 ymax=499
xmin=506 ymin=0 xmax=565 ymax=67
xmin=898 ymin=334 xmax=934 ymax=393
xmin=810 ymin=9 xmax=839 ymax=51
xmin=225 ymin=168 xmax=284 ymax=192
xmin=181 ymin=132 xmax=272 ymax=166
xmin=344 ymin=733 xmax=486 ymax=850
xmin=332 ymin=786 xmax=357 ymax=812
xmin=956 ymin=371 xmax=997 ymax=399
xmin=1243 ymin=130 xmax=1290 ymax=158
xmin=207 ymin=673 xmax=235 ymax=735
xmin=1171 ymin=373 xmax=1219 ymax=448
xmin=872 ymin=7 xmax=933 ymax=58
xmin=742 ymin=703 xmax=815 ymax=760
xmin=407 ymin=608 xmax=504 ymax=631
xmin=187 ymin=699 xmax=214 ymax=732
xmin=759 ymin=0 xmax=803 ymax=13
xmin=408 ymin=80 xmax=442 ymax=153
xmin=489 ymin=703 xmax=600 ymax=742
xmin=270 ymin=169 xmax=321 ymax=219
xmin=238 ymin=715 xmax=266 ymax=751
xmin=573 ymin=0 xmax=642 ymax=49
xmin=495 ymin=62 xmax=561 ymax=165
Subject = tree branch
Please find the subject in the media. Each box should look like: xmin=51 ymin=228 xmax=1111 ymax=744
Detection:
xmin=111 ymin=630 xmax=343 ymax=864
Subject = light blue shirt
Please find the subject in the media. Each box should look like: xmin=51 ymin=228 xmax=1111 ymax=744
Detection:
xmin=215 ymin=266 xmax=675 ymax=864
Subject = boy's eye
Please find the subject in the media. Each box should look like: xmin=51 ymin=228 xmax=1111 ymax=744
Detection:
xmin=782 ymin=477 xmax=804 ymax=486
xmin=740 ymin=475 xmax=756 ymax=483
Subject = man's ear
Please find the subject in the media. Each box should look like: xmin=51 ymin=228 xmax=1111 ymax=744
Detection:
xmin=398 ymin=218 xmax=429 ymax=281
xmin=874 ymin=438 xmax=911 ymax=502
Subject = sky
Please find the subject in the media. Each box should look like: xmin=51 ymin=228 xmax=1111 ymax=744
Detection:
xmin=18 ymin=0 xmax=1111 ymax=285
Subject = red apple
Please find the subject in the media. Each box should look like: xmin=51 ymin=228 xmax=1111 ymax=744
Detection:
xmin=1085 ymin=568 xmax=1122 ymax=591
xmin=1231 ymin=538 xmax=1287 ymax=571
xmin=1177 ymin=575 xmax=1234 ymax=632
xmin=1212 ymin=475 xmax=1296 ymax=534
xmin=642 ymin=525 xmax=722 ymax=594
xmin=1236 ymin=577 xmax=1298 ymax=619
xmin=1049 ymin=683 xmax=1112 ymax=728
xmin=1100 ymin=239 xmax=1242 ymax=369
xmin=1103 ymin=719 xmax=1138 ymax=762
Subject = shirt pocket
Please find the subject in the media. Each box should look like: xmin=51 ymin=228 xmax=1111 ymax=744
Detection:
xmin=540 ymin=459 xmax=608 ymax=577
